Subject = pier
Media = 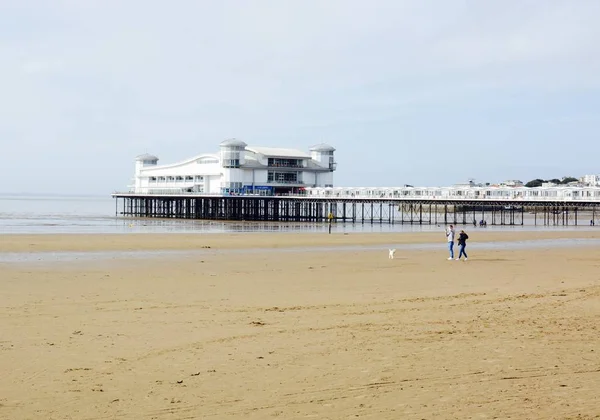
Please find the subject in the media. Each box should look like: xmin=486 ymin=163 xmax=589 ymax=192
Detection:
xmin=112 ymin=190 xmax=600 ymax=227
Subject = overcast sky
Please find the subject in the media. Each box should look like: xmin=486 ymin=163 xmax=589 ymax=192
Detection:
xmin=1 ymin=0 xmax=600 ymax=194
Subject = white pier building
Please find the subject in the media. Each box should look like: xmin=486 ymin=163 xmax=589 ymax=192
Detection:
xmin=131 ymin=140 xmax=336 ymax=195
xmin=302 ymin=185 xmax=600 ymax=202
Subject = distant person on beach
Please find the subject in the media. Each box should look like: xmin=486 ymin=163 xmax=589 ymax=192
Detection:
xmin=446 ymin=225 xmax=455 ymax=260
xmin=456 ymin=230 xmax=469 ymax=261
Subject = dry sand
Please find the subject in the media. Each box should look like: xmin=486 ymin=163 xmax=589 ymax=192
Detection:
xmin=1 ymin=232 xmax=600 ymax=419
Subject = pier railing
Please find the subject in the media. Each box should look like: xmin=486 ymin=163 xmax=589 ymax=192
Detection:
xmin=112 ymin=191 xmax=600 ymax=202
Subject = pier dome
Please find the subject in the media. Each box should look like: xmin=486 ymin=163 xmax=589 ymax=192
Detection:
xmin=220 ymin=138 xmax=247 ymax=148
xmin=135 ymin=154 xmax=159 ymax=168
xmin=309 ymin=143 xmax=336 ymax=152
xmin=135 ymin=153 xmax=159 ymax=162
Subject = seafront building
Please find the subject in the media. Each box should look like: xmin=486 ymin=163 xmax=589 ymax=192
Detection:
xmin=581 ymin=174 xmax=600 ymax=186
xmin=132 ymin=139 xmax=337 ymax=195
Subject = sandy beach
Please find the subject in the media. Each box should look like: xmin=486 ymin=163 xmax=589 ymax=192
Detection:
xmin=1 ymin=231 xmax=600 ymax=419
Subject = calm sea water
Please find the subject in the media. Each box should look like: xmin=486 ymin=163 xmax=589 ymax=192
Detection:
xmin=0 ymin=194 xmax=597 ymax=235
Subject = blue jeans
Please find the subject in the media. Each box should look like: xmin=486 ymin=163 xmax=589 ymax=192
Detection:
xmin=458 ymin=244 xmax=467 ymax=259
xmin=448 ymin=241 xmax=454 ymax=258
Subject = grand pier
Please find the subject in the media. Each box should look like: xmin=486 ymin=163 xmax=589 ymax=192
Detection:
xmin=112 ymin=185 xmax=600 ymax=226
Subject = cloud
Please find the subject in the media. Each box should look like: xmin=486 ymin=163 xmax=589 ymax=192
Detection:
xmin=1 ymin=0 xmax=600 ymax=193
xmin=22 ymin=59 xmax=64 ymax=74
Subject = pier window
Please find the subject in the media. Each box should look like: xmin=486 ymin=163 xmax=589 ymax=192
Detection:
xmin=221 ymin=182 xmax=242 ymax=189
xmin=158 ymin=177 xmax=166 ymax=182
xmin=149 ymin=177 xmax=157 ymax=182
xmin=221 ymin=182 xmax=242 ymax=195
xmin=267 ymin=171 xmax=301 ymax=184
xmin=185 ymin=176 xmax=193 ymax=182
xmin=223 ymin=158 xmax=240 ymax=167
xmin=167 ymin=176 xmax=175 ymax=182
xmin=221 ymin=145 xmax=244 ymax=168
xmin=267 ymin=158 xmax=303 ymax=168
xmin=175 ymin=176 xmax=184 ymax=182
xmin=195 ymin=176 xmax=204 ymax=182
xmin=197 ymin=157 xmax=219 ymax=164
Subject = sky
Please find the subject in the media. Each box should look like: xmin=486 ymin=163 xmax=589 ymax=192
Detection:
xmin=1 ymin=0 xmax=600 ymax=194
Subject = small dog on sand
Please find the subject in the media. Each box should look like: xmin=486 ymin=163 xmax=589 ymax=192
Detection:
xmin=388 ymin=249 xmax=396 ymax=259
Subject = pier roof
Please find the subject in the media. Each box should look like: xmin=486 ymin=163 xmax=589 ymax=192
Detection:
xmin=246 ymin=146 xmax=311 ymax=158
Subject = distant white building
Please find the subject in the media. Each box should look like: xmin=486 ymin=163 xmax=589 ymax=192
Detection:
xmin=500 ymin=180 xmax=524 ymax=187
xmin=130 ymin=139 xmax=337 ymax=195
xmin=453 ymin=179 xmax=490 ymax=188
xmin=581 ymin=174 xmax=600 ymax=186
xmin=541 ymin=182 xmax=558 ymax=188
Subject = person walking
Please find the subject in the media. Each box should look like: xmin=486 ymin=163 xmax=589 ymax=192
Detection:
xmin=456 ymin=229 xmax=469 ymax=261
xmin=446 ymin=225 xmax=455 ymax=260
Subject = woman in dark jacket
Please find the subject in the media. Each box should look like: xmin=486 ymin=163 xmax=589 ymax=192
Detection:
xmin=456 ymin=230 xmax=469 ymax=261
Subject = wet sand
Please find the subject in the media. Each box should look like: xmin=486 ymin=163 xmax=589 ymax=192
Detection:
xmin=2 ymin=229 xmax=600 ymax=253
xmin=1 ymin=232 xmax=600 ymax=419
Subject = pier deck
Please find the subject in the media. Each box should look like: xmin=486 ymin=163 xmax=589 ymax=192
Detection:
xmin=112 ymin=193 xmax=600 ymax=226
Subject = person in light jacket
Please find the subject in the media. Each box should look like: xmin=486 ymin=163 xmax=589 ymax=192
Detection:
xmin=446 ymin=225 xmax=455 ymax=260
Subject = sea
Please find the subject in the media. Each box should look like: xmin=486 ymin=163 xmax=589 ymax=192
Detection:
xmin=0 ymin=194 xmax=597 ymax=235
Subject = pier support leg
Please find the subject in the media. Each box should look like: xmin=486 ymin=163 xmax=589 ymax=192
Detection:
xmin=453 ymin=205 xmax=457 ymax=225
xmin=521 ymin=206 xmax=524 ymax=225
xmin=361 ymin=203 xmax=365 ymax=224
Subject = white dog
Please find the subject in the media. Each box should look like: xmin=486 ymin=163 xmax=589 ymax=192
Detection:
xmin=388 ymin=249 xmax=396 ymax=259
